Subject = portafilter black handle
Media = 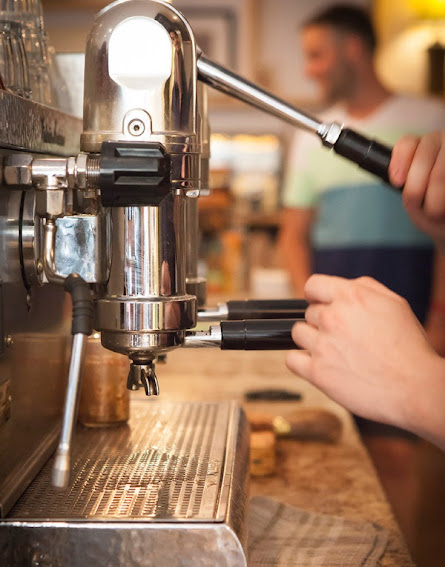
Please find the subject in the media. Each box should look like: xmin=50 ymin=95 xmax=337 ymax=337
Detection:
xmin=220 ymin=319 xmax=298 ymax=350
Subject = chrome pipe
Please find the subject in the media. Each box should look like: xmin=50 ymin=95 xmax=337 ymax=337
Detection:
xmin=52 ymin=332 xmax=87 ymax=489
xmin=197 ymin=54 xmax=343 ymax=148
xmin=198 ymin=304 xmax=229 ymax=322
xmin=197 ymin=54 xmax=322 ymax=134
xmin=43 ymin=220 xmax=65 ymax=285
xmin=184 ymin=326 xmax=222 ymax=348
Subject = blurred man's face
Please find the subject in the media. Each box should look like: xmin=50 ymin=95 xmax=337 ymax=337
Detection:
xmin=301 ymin=25 xmax=357 ymax=104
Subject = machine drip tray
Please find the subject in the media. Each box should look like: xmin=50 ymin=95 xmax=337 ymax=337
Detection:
xmin=0 ymin=400 xmax=249 ymax=566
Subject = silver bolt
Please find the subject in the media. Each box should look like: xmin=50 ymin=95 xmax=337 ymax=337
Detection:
xmin=128 ymin=119 xmax=145 ymax=137
xmin=36 ymin=259 xmax=44 ymax=274
xmin=4 ymin=335 xmax=13 ymax=348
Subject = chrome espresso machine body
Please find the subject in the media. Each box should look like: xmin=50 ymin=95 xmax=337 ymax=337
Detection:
xmin=0 ymin=2 xmax=249 ymax=565
xmin=0 ymin=1 xmax=397 ymax=564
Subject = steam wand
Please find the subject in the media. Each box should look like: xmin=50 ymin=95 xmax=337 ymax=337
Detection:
xmin=52 ymin=274 xmax=94 ymax=489
xmin=197 ymin=54 xmax=396 ymax=187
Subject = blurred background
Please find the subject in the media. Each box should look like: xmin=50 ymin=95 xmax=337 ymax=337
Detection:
xmin=2 ymin=0 xmax=444 ymax=565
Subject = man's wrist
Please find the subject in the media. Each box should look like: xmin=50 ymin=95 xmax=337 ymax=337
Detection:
xmin=407 ymin=353 xmax=445 ymax=449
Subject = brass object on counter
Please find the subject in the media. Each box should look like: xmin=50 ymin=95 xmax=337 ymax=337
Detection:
xmin=78 ymin=334 xmax=129 ymax=427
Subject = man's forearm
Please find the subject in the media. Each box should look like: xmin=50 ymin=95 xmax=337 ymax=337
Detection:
xmin=278 ymin=233 xmax=311 ymax=295
xmin=286 ymin=243 xmax=311 ymax=296
xmin=406 ymin=353 xmax=445 ymax=450
xmin=425 ymin=250 xmax=445 ymax=356
xmin=278 ymin=207 xmax=315 ymax=296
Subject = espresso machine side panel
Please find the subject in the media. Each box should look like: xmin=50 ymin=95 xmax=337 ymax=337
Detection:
xmin=0 ymin=93 xmax=82 ymax=517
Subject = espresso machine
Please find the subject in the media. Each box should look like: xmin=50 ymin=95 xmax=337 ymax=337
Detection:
xmin=0 ymin=1 xmax=396 ymax=565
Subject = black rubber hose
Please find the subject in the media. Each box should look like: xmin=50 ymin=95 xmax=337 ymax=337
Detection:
xmin=64 ymin=273 xmax=94 ymax=336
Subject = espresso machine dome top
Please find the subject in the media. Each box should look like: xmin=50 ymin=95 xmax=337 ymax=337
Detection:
xmin=81 ymin=0 xmax=198 ymax=155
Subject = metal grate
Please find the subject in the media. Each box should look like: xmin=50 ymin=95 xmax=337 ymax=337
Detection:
xmin=10 ymin=401 xmax=231 ymax=521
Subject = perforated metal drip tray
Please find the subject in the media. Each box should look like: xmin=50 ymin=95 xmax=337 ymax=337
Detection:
xmin=1 ymin=401 xmax=249 ymax=567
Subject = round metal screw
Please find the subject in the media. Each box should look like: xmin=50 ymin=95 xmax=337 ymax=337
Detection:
xmin=128 ymin=119 xmax=145 ymax=137
xmin=36 ymin=259 xmax=44 ymax=274
xmin=4 ymin=335 xmax=13 ymax=348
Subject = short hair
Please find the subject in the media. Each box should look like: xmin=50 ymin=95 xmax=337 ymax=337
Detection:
xmin=303 ymin=4 xmax=376 ymax=53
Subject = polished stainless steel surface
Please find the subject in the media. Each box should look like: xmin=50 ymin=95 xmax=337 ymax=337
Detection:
xmin=127 ymin=361 xmax=160 ymax=396
xmin=42 ymin=220 xmax=65 ymax=285
xmin=0 ymin=4 xmax=256 ymax=563
xmin=197 ymin=54 xmax=322 ymax=134
xmin=80 ymin=0 xmax=201 ymax=195
xmin=2 ymin=401 xmax=249 ymax=566
xmin=0 ymin=92 xmax=80 ymax=516
xmin=197 ymin=54 xmax=343 ymax=148
xmin=96 ymin=196 xmax=197 ymax=360
xmin=198 ymin=303 xmax=230 ymax=322
xmin=185 ymin=196 xmax=207 ymax=307
xmin=78 ymin=0 xmax=203 ymax=366
xmin=0 ymin=182 xmax=70 ymax=512
xmin=82 ymin=0 xmax=196 ymax=148
xmin=54 ymin=214 xmax=110 ymax=283
xmin=52 ymin=333 xmax=87 ymax=489
xmin=184 ymin=325 xmax=223 ymax=348
xmin=20 ymin=189 xmax=41 ymax=288
xmin=184 ymin=81 xmax=208 ymax=306
xmin=198 ymin=81 xmax=210 ymax=194
xmin=0 ymin=90 xmax=81 ymax=156
xmin=4 ymin=153 xmax=33 ymax=186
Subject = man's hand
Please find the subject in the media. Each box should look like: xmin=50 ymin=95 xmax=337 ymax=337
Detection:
xmin=389 ymin=131 xmax=445 ymax=254
xmin=286 ymin=274 xmax=440 ymax=433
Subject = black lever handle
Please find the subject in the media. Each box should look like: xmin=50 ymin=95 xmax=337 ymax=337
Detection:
xmin=220 ymin=319 xmax=298 ymax=350
xmin=226 ymin=299 xmax=307 ymax=321
xmin=333 ymin=128 xmax=402 ymax=189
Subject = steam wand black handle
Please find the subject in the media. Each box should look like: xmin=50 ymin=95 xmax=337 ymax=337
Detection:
xmin=220 ymin=319 xmax=298 ymax=350
xmin=332 ymin=128 xmax=399 ymax=188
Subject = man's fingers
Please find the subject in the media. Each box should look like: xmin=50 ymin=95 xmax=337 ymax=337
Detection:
xmin=304 ymin=274 xmax=350 ymax=304
xmin=286 ymin=350 xmax=313 ymax=382
xmin=354 ymin=275 xmax=400 ymax=299
xmin=404 ymin=132 xmax=441 ymax=210
xmin=291 ymin=320 xmax=318 ymax=351
xmin=422 ymin=137 xmax=445 ymax=219
xmin=389 ymin=134 xmax=419 ymax=188
xmin=304 ymin=303 xmax=323 ymax=328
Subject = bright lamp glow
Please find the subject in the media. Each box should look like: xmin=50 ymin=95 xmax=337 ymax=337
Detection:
xmin=376 ymin=22 xmax=445 ymax=94
xmin=409 ymin=0 xmax=445 ymax=20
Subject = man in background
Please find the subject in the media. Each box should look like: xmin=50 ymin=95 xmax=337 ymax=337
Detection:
xmin=279 ymin=3 xmax=445 ymax=546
